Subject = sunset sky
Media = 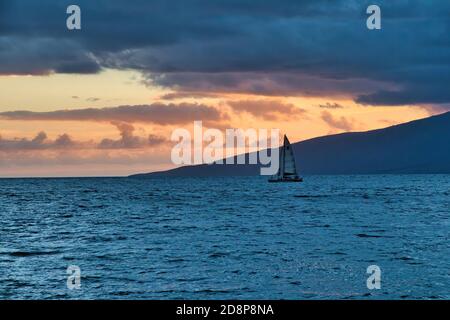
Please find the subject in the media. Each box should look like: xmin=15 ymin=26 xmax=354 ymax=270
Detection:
xmin=0 ymin=0 xmax=448 ymax=177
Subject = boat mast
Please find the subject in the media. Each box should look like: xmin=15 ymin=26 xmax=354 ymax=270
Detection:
xmin=280 ymin=135 xmax=286 ymax=178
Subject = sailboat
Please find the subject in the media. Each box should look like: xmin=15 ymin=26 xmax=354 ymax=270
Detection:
xmin=268 ymin=135 xmax=303 ymax=182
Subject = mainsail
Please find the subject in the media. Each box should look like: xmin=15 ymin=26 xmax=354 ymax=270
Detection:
xmin=282 ymin=135 xmax=297 ymax=176
xmin=269 ymin=135 xmax=302 ymax=182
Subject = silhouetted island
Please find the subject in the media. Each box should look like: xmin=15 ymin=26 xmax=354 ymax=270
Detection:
xmin=130 ymin=111 xmax=450 ymax=177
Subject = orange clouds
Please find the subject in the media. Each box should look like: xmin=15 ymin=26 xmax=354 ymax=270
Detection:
xmin=320 ymin=111 xmax=356 ymax=131
xmin=227 ymin=100 xmax=306 ymax=121
xmin=0 ymin=103 xmax=227 ymax=125
xmin=0 ymin=92 xmax=434 ymax=177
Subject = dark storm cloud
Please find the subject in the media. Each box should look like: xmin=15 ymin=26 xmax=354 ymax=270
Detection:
xmin=0 ymin=37 xmax=100 ymax=75
xmin=0 ymin=0 xmax=449 ymax=105
xmin=356 ymin=67 xmax=450 ymax=105
xmin=145 ymin=72 xmax=392 ymax=98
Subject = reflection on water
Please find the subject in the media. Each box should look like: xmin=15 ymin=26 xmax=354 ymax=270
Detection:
xmin=0 ymin=175 xmax=448 ymax=299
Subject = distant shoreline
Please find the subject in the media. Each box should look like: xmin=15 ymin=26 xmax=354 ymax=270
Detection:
xmin=1 ymin=173 xmax=450 ymax=179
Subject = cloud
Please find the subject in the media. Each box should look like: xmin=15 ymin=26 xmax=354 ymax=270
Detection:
xmin=0 ymin=103 xmax=227 ymax=125
xmin=227 ymin=99 xmax=306 ymax=120
xmin=98 ymin=122 xmax=166 ymax=149
xmin=160 ymin=92 xmax=221 ymax=100
xmin=145 ymin=72 xmax=391 ymax=98
xmin=0 ymin=132 xmax=78 ymax=150
xmin=0 ymin=37 xmax=101 ymax=75
xmin=0 ymin=123 xmax=167 ymax=152
xmin=318 ymin=102 xmax=345 ymax=109
xmin=54 ymin=133 xmax=76 ymax=148
xmin=419 ymin=103 xmax=450 ymax=115
xmin=321 ymin=111 xmax=355 ymax=131
xmin=0 ymin=0 xmax=448 ymax=106
xmin=356 ymin=80 xmax=450 ymax=106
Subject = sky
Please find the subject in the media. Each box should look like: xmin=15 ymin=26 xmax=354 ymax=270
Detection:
xmin=0 ymin=0 xmax=449 ymax=177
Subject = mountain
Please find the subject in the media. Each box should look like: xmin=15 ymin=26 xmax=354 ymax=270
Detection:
xmin=130 ymin=111 xmax=450 ymax=177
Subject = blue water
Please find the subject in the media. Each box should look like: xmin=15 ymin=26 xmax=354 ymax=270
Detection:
xmin=0 ymin=175 xmax=448 ymax=299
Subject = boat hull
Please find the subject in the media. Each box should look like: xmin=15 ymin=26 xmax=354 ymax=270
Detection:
xmin=268 ymin=177 xmax=303 ymax=183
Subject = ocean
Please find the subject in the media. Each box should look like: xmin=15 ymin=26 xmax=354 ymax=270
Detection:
xmin=0 ymin=175 xmax=448 ymax=299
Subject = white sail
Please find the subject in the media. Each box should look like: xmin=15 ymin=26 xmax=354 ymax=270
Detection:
xmin=282 ymin=136 xmax=297 ymax=176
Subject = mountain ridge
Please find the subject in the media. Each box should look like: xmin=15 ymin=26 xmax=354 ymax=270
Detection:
xmin=130 ymin=111 xmax=450 ymax=177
